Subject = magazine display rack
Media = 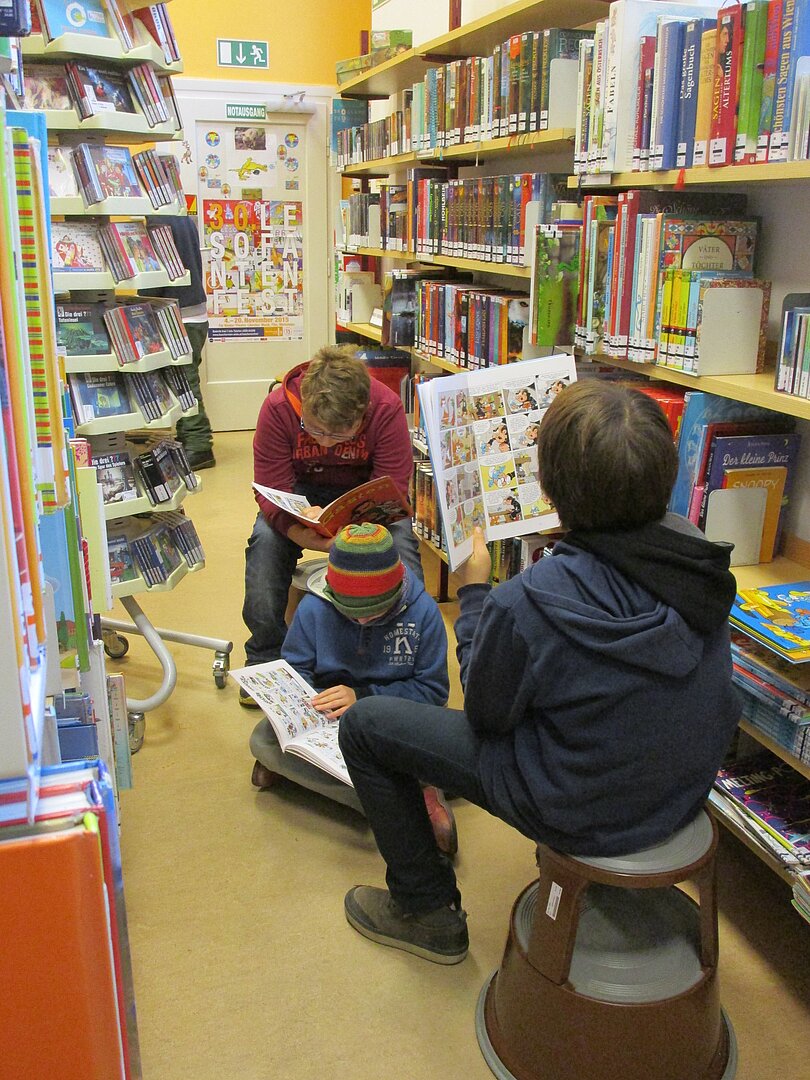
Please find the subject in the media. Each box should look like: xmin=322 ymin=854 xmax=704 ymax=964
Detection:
xmin=334 ymin=0 xmax=810 ymax=896
xmin=45 ymin=34 xmax=232 ymax=740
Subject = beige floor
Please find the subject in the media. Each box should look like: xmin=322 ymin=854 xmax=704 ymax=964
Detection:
xmin=119 ymin=430 xmax=809 ymax=1080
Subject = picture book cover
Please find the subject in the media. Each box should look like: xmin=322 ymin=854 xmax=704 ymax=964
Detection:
xmin=23 ymin=64 xmax=74 ymax=111
xmin=252 ymin=475 xmax=411 ymax=539
xmin=69 ymin=371 xmax=132 ymax=424
xmin=229 ymin=660 xmax=351 ymax=785
xmin=55 ymin=302 xmax=111 ymax=355
xmin=111 ymin=221 xmax=162 ymax=275
xmin=118 ymin=304 xmax=164 ymax=358
xmin=40 ymin=0 xmax=110 ymax=39
xmin=51 ymin=223 xmax=105 ymax=272
xmin=659 ymin=217 xmax=759 ymax=274
xmin=85 ymin=145 xmax=142 ymax=199
xmin=720 ymin=465 xmax=788 ymax=562
xmin=72 ymin=62 xmax=136 ymax=114
xmin=731 ymin=582 xmax=810 ymax=662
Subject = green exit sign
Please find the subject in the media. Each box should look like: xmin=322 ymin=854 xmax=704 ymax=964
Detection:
xmin=217 ymin=39 xmax=269 ymax=69
xmin=226 ymin=104 xmax=267 ymax=121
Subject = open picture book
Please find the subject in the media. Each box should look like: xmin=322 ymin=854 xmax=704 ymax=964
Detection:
xmin=229 ymin=660 xmax=351 ymax=785
xmin=416 ymin=353 xmax=577 ymax=570
xmin=252 ymin=474 xmax=410 ymax=538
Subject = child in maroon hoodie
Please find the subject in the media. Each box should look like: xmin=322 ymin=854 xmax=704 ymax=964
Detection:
xmin=242 ymin=346 xmax=422 ymax=690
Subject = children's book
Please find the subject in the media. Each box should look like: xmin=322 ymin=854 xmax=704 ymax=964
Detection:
xmin=93 ymin=452 xmax=138 ymax=505
xmin=23 ymin=64 xmax=74 ymax=111
xmin=416 ymin=353 xmax=577 ymax=570
xmin=67 ymin=61 xmax=136 ymax=117
xmin=731 ymin=582 xmax=810 ymax=662
xmin=229 ymin=660 xmax=351 ymax=785
xmin=51 ymin=222 xmax=105 ymax=272
xmin=77 ymin=144 xmax=143 ymax=201
xmin=252 ymin=475 xmax=411 ymax=539
xmin=55 ymin=302 xmax=111 ymax=355
xmin=106 ymin=534 xmax=138 ymax=585
xmin=39 ymin=0 xmax=110 ymax=39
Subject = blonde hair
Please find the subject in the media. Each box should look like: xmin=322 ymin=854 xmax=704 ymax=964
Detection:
xmin=301 ymin=346 xmax=370 ymax=430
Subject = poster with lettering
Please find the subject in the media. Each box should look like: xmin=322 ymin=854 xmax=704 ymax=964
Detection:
xmin=202 ymin=198 xmax=304 ymax=341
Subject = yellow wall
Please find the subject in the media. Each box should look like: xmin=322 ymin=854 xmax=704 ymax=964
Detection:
xmin=170 ymin=0 xmax=372 ymax=84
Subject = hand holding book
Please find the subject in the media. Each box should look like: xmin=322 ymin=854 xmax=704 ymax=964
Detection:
xmin=453 ymin=527 xmax=492 ymax=586
xmin=311 ymin=685 xmax=357 ymax=719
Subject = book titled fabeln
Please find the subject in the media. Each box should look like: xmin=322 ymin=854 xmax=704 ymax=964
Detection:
xmin=252 ymin=475 xmax=411 ymax=538
xmin=229 ymin=659 xmax=351 ymax=785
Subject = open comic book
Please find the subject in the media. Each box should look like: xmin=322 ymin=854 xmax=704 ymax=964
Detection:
xmin=417 ymin=353 xmax=577 ymax=570
xmin=252 ymin=474 xmax=410 ymax=538
xmin=229 ymin=660 xmax=351 ymax=785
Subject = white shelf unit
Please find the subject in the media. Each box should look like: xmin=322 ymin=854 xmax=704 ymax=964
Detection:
xmin=104 ymin=472 xmax=202 ymax=521
xmin=53 ymin=268 xmax=190 ymax=293
xmin=63 ymin=349 xmax=192 ymax=374
xmin=51 ymin=194 xmax=186 ymax=217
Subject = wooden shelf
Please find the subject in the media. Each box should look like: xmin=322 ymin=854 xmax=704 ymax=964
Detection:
xmin=411 ymin=347 xmax=463 ymax=373
xmin=582 ymin=353 xmax=810 ymax=421
xmin=341 ymin=129 xmax=575 ymax=175
xmin=738 ymin=719 xmax=810 ymax=783
xmin=348 ymin=246 xmax=530 ymax=278
xmin=709 ymin=803 xmax=796 ymax=885
xmin=569 ymin=159 xmax=810 ymax=189
xmin=344 ymin=321 xmax=382 ymax=342
xmin=338 ymin=0 xmax=610 ymax=98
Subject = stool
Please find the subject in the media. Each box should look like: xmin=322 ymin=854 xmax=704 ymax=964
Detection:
xmin=476 ymin=810 xmax=737 ymax=1080
xmin=284 ymin=557 xmax=329 ymax=624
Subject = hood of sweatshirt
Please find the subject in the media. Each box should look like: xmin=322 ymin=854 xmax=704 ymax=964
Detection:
xmin=521 ymin=515 xmax=735 ymax=680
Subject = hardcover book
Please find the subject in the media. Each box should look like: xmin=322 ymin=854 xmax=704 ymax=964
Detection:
xmin=731 ymin=581 xmax=810 ymax=661
xmin=79 ymin=145 xmax=143 ymax=201
xmin=252 ymin=475 xmax=411 ymax=539
xmin=230 ymin=659 xmax=352 ymax=785
xmin=51 ymin=222 xmax=105 ymax=272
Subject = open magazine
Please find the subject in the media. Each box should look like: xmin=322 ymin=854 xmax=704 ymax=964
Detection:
xmin=229 ymin=660 xmax=351 ymax=785
xmin=252 ymin=474 xmax=410 ymax=538
xmin=417 ymin=353 xmax=577 ymax=570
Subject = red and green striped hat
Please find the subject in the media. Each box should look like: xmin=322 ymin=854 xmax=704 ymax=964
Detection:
xmin=325 ymin=523 xmax=404 ymax=620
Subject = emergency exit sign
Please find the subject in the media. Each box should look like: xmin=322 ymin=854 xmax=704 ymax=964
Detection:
xmin=217 ymin=39 xmax=269 ymax=69
xmin=226 ymin=104 xmax=267 ymax=120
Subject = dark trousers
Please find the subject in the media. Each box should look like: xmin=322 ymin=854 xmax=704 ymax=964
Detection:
xmin=242 ymin=493 xmax=424 ymax=665
xmin=176 ymin=321 xmax=213 ymax=453
xmin=338 ymin=697 xmax=505 ymax=914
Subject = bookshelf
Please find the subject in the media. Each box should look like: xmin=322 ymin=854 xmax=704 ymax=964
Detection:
xmin=342 ymin=129 xmax=575 ymax=175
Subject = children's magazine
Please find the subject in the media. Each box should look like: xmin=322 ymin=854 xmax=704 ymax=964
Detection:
xmin=416 ymin=353 xmax=577 ymax=570
xmin=229 ymin=660 xmax=351 ymax=784
xmin=731 ymin=582 xmax=810 ymax=663
xmin=252 ymin=474 xmax=410 ymax=538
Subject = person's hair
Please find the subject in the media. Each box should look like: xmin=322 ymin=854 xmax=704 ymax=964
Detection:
xmin=536 ymin=380 xmax=678 ymax=531
xmin=300 ymin=346 xmax=370 ymax=430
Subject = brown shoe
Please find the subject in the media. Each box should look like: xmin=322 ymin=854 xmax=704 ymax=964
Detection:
xmin=423 ymin=786 xmax=458 ymax=856
xmin=251 ymin=760 xmax=280 ymax=788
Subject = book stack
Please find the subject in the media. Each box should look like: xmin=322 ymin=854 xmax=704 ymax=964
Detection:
xmin=131 ymin=435 xmax=198 ymax=505
xmin=146 ymin=298 xmax=191 ymax=358
xmin=103 ymin=301 xmax=168 ymax=362
xmin=710 ymin=748 xmax=810 ymax=868
xmin=61 ymin=58 xmax=176 ymax=127
xmin=774 ymin=300 xmax=810 ymax=397
xmin=98 ymin=220 xmax=164 ymax=280
xmin=132 ymin=148 xmax=178 ymax=209
xmin=146 ymin=222 xmax=186 ymax=278
xmin=382 ymin=267 xmax=459 ymax=348
xmin=574 ymin=0 xmax=810 ymax=173
xmin=126 ymin=369 xmax=175 ymax=421
xmin=127 ymin=62 xmax=169 ymax=126
xmin=109 ymin=514 xmax=204 ymax=586
xmin=731 ymin=631 xmax=810 ymax=766
xmin=71 ymin=143 xmax=143 ymax=204
xmin=135 ymin=4 xmax=181 ymax=64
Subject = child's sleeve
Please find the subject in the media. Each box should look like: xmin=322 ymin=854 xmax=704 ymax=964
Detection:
xmin=280 ymin=602 xmax=318 ymax=688
xmin=362 ymin=601 xmax=450 ymax=705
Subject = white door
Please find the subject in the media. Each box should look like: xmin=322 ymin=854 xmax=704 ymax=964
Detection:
xmin=171 ymin=81 xmax=332 ymax=431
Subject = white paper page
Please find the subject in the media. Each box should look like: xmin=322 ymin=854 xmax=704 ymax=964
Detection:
xmin=252 ymin=483 xmax=312 ymax=517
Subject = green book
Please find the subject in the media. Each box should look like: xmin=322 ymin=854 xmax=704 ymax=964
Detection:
xmin=736 ymin=0 xmax=769 ymax=163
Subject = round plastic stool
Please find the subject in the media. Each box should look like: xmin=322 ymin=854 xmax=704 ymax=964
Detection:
xmin=476 ymin=810 xmax=737 ymax=1080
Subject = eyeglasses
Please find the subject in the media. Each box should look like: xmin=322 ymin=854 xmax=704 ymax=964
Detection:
xmin=300 ymin=417 xmax=362 ymax=442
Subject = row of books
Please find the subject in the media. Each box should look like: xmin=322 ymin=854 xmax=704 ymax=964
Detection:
xmin=414 ymin=281 xmax=531 ymax=368
xmin=94 ymin=436 xmax=199 ymax=508
xmin=107 ymin=511 xmax=203 ymax=588
xmin=30 ymin=0 xmax=180 ymax=65
xmin=775 ymin=302 xmax=810 ymax=398
xmin=23 ymin=59 xmax=178 ymax=129
xmin=332 ymin=25 xmax=594 ymax=166
xmin=67 ymin=367 xmax=194 ymax=427
xmin=50 ymin=219 xmax=185 ymax=282
xmin=56 ymin=142 xmax=183 ymax=209
xmin=574 ymin=0 xmax=810 ymax=174
xmin=57 ymin=297 xmax=189 ymax=363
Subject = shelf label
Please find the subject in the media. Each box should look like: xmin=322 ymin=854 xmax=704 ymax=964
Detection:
xmin=225 ymin=103 xmax=268 ymax=121
xmin=217 ymin=39 xmax=269 ymax=70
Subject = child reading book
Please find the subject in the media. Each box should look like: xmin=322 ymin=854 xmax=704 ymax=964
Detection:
xmin=247 ymin=524 xmax=455 ymax=853
xmin=242 ymin=346 xmax=422 ymax=691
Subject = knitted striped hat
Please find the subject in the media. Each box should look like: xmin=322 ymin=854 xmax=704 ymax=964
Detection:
xmin=325 ymin=523 xmax=404 ymax=620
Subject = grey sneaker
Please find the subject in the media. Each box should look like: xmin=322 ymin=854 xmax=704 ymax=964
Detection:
xmin=344 ymin=886 xmax=468 ymax=965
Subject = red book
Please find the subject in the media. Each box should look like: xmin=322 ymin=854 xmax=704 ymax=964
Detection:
xmin=709 ymin=5 xmax=745 ymax=166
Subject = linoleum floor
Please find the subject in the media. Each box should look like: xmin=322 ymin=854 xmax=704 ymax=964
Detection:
xmin=119 ymin=430 xmax=809 ymax=1080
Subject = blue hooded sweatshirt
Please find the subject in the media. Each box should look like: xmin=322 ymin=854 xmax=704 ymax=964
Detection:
xmin=282 ymin=568 xmax=449 ymax=706
xmin=454 ymin=515 xmax=740 ymax=856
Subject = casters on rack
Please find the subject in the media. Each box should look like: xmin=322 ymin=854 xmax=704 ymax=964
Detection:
xmin=128 ymin=712 xmax=145 ymax=754
xmin=103 ymin=629 xmax=129 ymax=659
xmin=213 ymin=649 xmax=229 ymax=689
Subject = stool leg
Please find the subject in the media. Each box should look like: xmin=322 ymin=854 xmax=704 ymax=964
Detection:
xmin=527 ymin=848 xmax=590 ymax=985
xmin=694 ymin=861 xmax=719 ymax=970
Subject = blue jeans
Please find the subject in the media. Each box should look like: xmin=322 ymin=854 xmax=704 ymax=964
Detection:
xmin=242 ymin=488 xmax=424 ymax=665
xmin=338 ymin=697 xmax=499 ymax=914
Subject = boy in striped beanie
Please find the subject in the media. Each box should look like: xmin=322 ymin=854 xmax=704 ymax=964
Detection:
xmin=249 ymin=523 xmax=457 ymax=853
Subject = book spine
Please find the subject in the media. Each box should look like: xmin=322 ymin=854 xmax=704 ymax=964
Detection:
xmin=658 ymin=20 xmax=687 ymax=171
xmin=640 ymin=40 xmax=656 ymax=171
xmin=782 ymin=0 xmax=810 ymax=156
xmin=677 ymin=21 xmax=705 ymax=168
xmin=770 ymin=0 xmax=796 ymax=159
xmin=757 ymin=0 xmax=783 ymax=159
xmin=736 ymin=0 xmax=769 ymax=162
xmin=710 ymin=5 xmax=745 ymax=166
xmin=693 ymin=26 xmax=719 ymax=165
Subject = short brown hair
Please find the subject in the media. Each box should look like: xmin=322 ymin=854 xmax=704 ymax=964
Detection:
xmin=300 ymin=346 xmax=370 ymax=431
xmin=536 ymin=381 xmax=678 ymax=531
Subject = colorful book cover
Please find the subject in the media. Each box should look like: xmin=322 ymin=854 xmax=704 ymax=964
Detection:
xmin=732 ymin=581 xmax=810 ymax=661
xmin=86 ymin=145 xmax=142 ymax=200
xmin=659 ymin=217 xmax=758 ymax=273
xmin=530 ymin=225 xmax=581 ymax=348
xmin=55 ymin=302 xmax=111 ymax=355
xmin=71 ymin=62 xmax=136 ymax=115
xmin=716 ymin=750 xmax=810 ymax=856
xmin=757 ymin=0 xmax=784 ymax=159
xmin=709 ymin=4 xmax=745 ymax=166
xmin=94 ymin=452 xmax=137 ymax=505
xmin=22 ymin=64 xmax=74 ymax=111
xmin=107 ymin=534 xmax=138 ymax=584
xmin=40 ymin=0 xmax=110 ymax=39
xmin=693 ymin=25 xmax=719 ymax=164
xmin=111 ymin=221 xmax=162 ymax=275
xmin=735 ymin=0 xmax=769 ymax=163
xmin=69 ymin=371 xmax=132 ymax=423
xmin=51 ymin=222 xmax=105 ymax=272
xmin=722 ymin=464 xmax=788 ymax=561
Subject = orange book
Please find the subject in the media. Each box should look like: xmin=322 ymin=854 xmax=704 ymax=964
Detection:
xmin=0 ymin=820 xmax=124 ymax=1079
xmin=722 ymin=465 xmax=788 ymax=563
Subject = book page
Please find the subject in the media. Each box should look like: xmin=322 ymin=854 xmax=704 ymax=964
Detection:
xmin=229 ymin=660 xmax=351 ymax=785
xmin=418 ymin=354 xmax=576 ymax=570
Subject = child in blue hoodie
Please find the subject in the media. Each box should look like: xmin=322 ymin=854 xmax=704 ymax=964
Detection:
xmin=248 ymin=523 xmax=456 ymax=851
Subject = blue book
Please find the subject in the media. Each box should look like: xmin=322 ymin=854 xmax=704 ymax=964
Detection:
xmin=39 ymin=0 xmax=110 ymax=39
xmin=57 ymin=719 xmax=99 ymax=761
xmin=771 ymin=0 xmax=798 ymax=159
xmin=783 ymin=0 xmax=810 ymax=156
xmin=676 ymin=18 xmax=716 ymax=167
xmin=654 ymin=18 xmax=687 ymax=170
xmin=731 ymin=582 xmax=810 ymax=661
xmin=0 ymin=0 xmax=31 ymax=36
xmin=669 ymin=391 xmax=788 ymax=517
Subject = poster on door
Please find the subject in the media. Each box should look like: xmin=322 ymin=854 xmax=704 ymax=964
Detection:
xmin=202 ymin=198 xmax=304 ymax=341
